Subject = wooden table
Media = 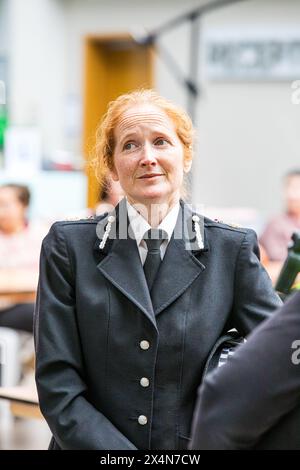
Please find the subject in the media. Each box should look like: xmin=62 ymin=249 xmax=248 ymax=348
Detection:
xmin=0 ymin=385 xmax=42 ymax=419
xmin=0 ymin=269 xmax=38 ymax=304
xmin=0 ymin=270 xmax=40 ymax=419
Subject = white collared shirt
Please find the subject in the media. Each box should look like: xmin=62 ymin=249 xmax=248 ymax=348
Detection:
xmin=126 ymin=200 xmax=180 ymax=265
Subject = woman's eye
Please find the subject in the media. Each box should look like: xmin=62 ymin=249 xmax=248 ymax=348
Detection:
xmin=123 ymin=142 xmax=137 ymax=151
xmin=154 ymin=138 xmax=168 ymax=146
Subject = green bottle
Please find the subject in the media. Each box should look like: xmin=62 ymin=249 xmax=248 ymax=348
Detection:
xmin=275 ymin=231 xmax=300 ymax=299
xmin=0 ymin=105 xmax=8 ymax=150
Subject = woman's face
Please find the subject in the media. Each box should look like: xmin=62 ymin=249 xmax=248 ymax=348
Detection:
xmin=0 ymin=187 xmax=27 ymax=233
xmin=111 ymin=103 xmax=191 ymax=208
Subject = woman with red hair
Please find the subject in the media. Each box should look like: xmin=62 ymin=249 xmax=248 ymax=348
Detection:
xmin=35 ymin=89 xmax=281 ymax=450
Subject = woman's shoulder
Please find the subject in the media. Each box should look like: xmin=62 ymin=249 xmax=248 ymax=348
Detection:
xmin=181 ymin=201 xmax=252 ymax=237
xmin=201 ymin=215 xmax=259 ymax=252
xmin=50 ymin=212 xmax=107 ymax=228
xmin=43 ymin=213 xmax=109 ymax=246
xmin=203 ymin=215 xmax=252 ymax=235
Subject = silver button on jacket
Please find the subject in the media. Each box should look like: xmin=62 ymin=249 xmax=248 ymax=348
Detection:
xmin=138 ymin=415 xmax=148 ymax=425
xmin=140 ymin=377 xmax=150 ymax=387
xmin=139 ymin=340 xmax=150 ymax=350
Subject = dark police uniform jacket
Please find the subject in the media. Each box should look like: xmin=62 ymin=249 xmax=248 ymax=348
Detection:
xmin=190 ymin=291 xmax=300 ymax=450
xmin=34 ymin=198 xmax=281 ymax=450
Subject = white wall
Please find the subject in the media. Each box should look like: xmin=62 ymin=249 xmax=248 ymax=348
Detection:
xmin=196 ymin=0 xmax=300 ymax=218
xmin=63 ymin=0 xmax=201 ymax=155
xmin=8 ymin=0 xmax=66 ymax=157
xmin=0 ymin=0 xmax=10 ymax=55
xmin=0 ymin=0 xmax=10 ymax=104
xmin=3 ymin=0 xmax=300 ymax=220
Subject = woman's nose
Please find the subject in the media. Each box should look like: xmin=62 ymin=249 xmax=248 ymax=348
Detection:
xmin=140 ymin=142 xmax=157 ymax=166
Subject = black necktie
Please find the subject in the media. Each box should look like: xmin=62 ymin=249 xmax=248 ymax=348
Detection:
xmin=143 ymin=229 xmax=167 ymax=291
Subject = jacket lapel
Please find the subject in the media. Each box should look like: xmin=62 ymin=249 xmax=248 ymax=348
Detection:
xmin=151 ymin=202 xmax=207 ymax=316
xmin=95 ymin=199 xmax=156 ymax=328
xmin=94 ymin=199 xmax=208 ymax=323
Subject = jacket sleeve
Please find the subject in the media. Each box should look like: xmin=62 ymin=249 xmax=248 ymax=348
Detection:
xmin=189 ymin=291 xmax=300 ymax=450
xmin=34 ymin=223 xmax=137 ymax=450
xmin=230 ymin=229 xmax=282 ymax=335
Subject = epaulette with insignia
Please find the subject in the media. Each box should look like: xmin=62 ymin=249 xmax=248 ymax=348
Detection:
xmin=64 ymin=216 xmax=81 ymax=221
xmin=64 ymin=215 xmax=95 ymax=222
xmin=214 ymin=218 xmax=241 ymax=229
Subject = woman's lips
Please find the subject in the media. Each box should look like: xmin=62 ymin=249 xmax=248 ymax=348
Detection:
xmin=138 ymin=174 xmax=164 ymax=179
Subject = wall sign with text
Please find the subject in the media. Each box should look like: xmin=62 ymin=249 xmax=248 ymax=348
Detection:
xmin=204 ymin=29 xmax=300 ymax=81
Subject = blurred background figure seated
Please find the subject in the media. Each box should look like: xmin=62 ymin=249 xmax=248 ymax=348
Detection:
xmin=259 ymin=169 xmax=300 ymax=283
xmin=0 ymin=184 xmax=46 ymax=334
xmin=94 ymin=176 xmax=124 ymax=216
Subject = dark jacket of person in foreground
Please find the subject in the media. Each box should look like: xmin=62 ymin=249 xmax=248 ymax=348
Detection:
xmin=34 ymin=199 xmax=281 ymax=450
xmin=190 ymin=291 xmax=300 ymax=450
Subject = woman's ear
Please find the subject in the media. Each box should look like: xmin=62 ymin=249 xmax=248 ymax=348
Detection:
xmin=110 ymin=167 xmax=119 ymax=182
xmin=184 ymin=159 xmax=192 ymax=173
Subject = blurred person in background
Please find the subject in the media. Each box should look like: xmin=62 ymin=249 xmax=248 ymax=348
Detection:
xmin=259 ymin=170 xmax=300 ymax=284
xmin=95 ymin=176 xmax=124 ymax=215
xmin=0 ymin=184 xmax=44 ymax=333
xmin=35 ymin=89 xmax=281 ymax=450
xmin=260 ymin=169 xmax=300 ymax=261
